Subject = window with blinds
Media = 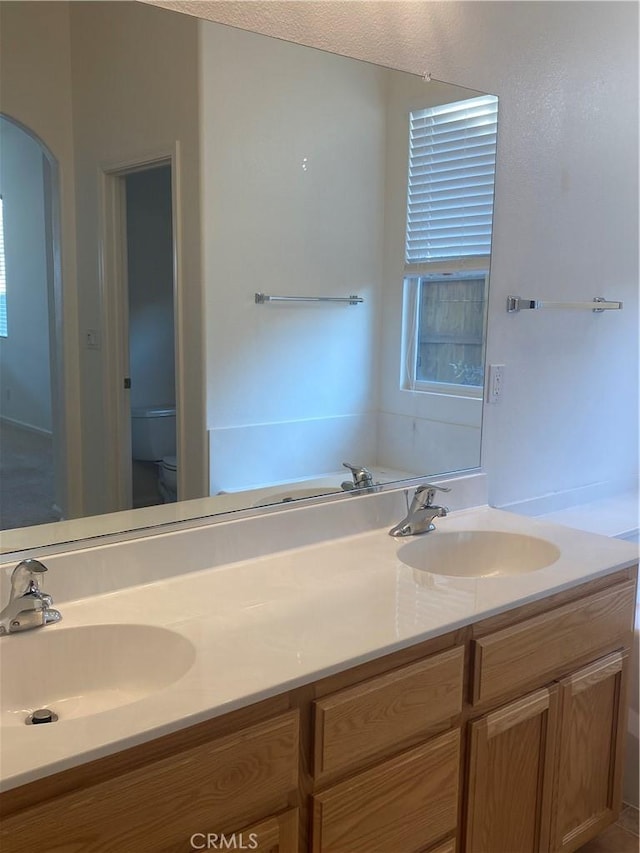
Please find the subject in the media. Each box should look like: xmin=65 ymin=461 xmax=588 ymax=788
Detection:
xmin=401 ymin=94 xmax=497 ymax=395
xmin=0 ymin=197 xmax=6 ymax=337
xmin=406 ymin=94 xmax=498 ymax=266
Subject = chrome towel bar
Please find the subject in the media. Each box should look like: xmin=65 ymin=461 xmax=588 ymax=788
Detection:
xmin=255 ymin=292 xmax=363 ymax=305
xmin=507 ymin=296 xmax=623 ymax=313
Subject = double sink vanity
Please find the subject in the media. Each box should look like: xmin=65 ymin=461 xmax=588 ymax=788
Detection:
xmin=0 ymin=481 xmax=637 ymax=852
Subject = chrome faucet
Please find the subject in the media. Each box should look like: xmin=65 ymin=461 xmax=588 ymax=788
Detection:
xmin=389 ymin=484 xmax=451 ymax=537
xmin=341 ymin=462 xmax=375 ymax=493
xmin=0 ymin=559 xmax=62 ymax=635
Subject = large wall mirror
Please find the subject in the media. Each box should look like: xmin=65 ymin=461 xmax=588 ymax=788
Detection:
xmin=0 ymin=1 xmax=498 ymax=554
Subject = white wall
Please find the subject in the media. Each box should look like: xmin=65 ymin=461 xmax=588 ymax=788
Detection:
xmin=155 ymin=0 xmax=639 ymax=508
xmin=0 ymin=120 xmax=52 ymax=434
xmin=200 ymin=23 xmax=386 ymax=492
xmin=0 ymin=0 xmax=82 ymax=517
xmin=200 ymin=22 xmax=487 ymax=491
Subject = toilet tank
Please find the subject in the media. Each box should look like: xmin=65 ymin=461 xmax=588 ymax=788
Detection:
xmin=131 ymin=406 xmax=176 ymax=461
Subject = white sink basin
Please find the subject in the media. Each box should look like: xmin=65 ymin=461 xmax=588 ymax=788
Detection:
xmin=0 ymin=624 xmax=195 ymax=727
xmin=253 ymin=487 xmax=340 ymax=506
xmin=397 ymin=530 xmax=561 ymax=578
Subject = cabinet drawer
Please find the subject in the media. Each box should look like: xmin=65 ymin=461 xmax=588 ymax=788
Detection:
xmin=472 ymin=581 xmax=636 ymax=706
xmin=314 ymin=645 xmax=464 ymax=778
xmin=312 ymin=728 xmax=460 ymax=852
xmin=0 ymin=711 xmax=299 ymax=853
xmin=160 ymin=808 xmax=299 ymax=853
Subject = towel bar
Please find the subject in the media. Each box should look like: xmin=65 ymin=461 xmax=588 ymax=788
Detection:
xmin=507 ymin=296 xmax=622 ymax=313
xmin=255 ymin=292 xmax=363 ymax=305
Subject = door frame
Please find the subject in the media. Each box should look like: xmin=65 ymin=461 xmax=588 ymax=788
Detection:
xmin=98 ymin=144 xmax=183 ymax=511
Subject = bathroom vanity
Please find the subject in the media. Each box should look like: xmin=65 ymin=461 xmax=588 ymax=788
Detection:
xmin=0 ymin=505 xmax=637 ymax=852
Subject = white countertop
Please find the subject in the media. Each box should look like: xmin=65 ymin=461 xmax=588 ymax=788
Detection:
xmin=537 ymin=490 xmax=639 ymax=540
xmin=0 ymin=505 xmax=637 ymax=792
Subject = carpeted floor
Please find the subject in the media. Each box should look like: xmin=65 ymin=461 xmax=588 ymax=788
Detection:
xmin=0 ymin=421 xmax=58 ymax=530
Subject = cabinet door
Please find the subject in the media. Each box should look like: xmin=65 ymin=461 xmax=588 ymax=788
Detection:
xmin=551 ymin=650 xmax=629 ymax=853
xmin=465 ymin=686 xmax=559 ymax=853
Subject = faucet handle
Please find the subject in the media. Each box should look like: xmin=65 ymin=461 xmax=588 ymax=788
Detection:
xmin=342 ymin=462 xmax=374 ymax=487
xmin=10 ymin=559 xmax=49 ymax=598
xmin=416 ymin=482 xmax=451 ymax=494
xmin=343 ymin=462 xmax=365 ymax=476
xmin=413 ymin=483 xmax=451 ymax=509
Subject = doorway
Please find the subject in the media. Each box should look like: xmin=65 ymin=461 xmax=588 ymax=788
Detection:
xmin=126 ymin=166 xmax=177 ymax=508
xmin=102 ymin=157 xmax=178 ymax=511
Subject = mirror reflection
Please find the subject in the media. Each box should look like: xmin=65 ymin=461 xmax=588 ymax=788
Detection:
xmin=0 ymin=1 xmax=497 ymax=553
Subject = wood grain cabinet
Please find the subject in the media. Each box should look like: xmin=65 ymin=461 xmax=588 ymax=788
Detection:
xmin=1 ymin=567 xmax=636 ymax=853
xmin=0 ymin=710 xmax=300 ymax=853
xmin=313 ymin=646 xmax=464 ymax=782
xmin=551 ymin=651 xmax=630 ymax=853
xmin=465 ymin=650 xmax=631 ymax=853
xmin=465 ymin=575 xmax=635 ymax=853
xmin=312 ymin=730 xmax=460 ymax=853
xmin=159 ymin=809 xmax=299 ymax=853
xmin=311 ymin=646 xmax=464 ymax=853
xmin=465 ymin=687 xmax=559 ymax=853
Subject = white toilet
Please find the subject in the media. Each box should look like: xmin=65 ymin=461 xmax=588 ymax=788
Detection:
xmin=131 ymin=405 xmax=177 ymax=501
xmin=159 ymin=455 xmax=177 ymax=501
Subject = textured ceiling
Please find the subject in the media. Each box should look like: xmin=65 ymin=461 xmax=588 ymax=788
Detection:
xmin=139 ymin=1 xmax=460 ymax=78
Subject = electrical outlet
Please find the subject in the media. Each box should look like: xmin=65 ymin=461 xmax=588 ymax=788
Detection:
xmin=487 ymin=363 xmax=505 ymax=403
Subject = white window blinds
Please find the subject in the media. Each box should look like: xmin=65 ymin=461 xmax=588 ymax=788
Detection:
xmin=406 ymin=94 xmax=498 ymax=265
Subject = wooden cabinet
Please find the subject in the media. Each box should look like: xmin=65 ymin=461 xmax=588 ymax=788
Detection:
xmin=312 ymin=645 xmax=464 ymax=852
xmin=0 ymin=710 xmax=300 ymax=853
xmin=313 ymin=645 xmax=464 ymax=781
xmin=1 ymin=567 xmax=636 ymax=853
xmin=551 ymin=651 xmax=630 ymax=853
xmin=428 ymin=841 xmax=457 ymax=853
xmin=466 ymin=592 xmax=634 ymax=853
xmin=465 ymin=687 xmax=559 ymax=853
xmin=312 ymin=730 xmax=460 ymax=853
xmin=465 ymin=650 xmax=632 ymax=853
xmin=159 ymin=809 xmax=299 ymax=853
xmin=471 ymin=580 xmax=636 ymax=706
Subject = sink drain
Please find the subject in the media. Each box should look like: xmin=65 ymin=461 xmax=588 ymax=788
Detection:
xmin=26 ymin=708 xmax=58 ymax=725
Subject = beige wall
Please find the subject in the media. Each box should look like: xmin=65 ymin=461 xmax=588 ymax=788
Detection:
xmin=69 ymin=1 xmax=204 ymax=514
xmin=1 ymin=1 xmax=206 ymax=518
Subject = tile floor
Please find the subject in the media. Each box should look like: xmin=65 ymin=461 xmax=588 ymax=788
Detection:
xmin=578 ymin=805 xmax=639 ymax=853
